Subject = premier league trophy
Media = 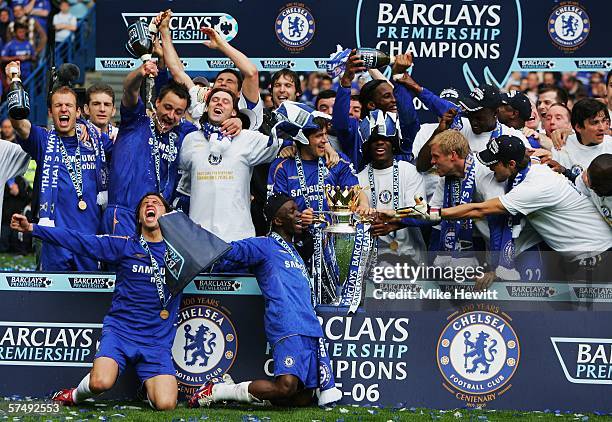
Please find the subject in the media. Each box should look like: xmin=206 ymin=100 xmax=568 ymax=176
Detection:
xmin=314 ymin=185 xmax=376 ymax=312
xmin=125 ymin=19 xmax=155 ymax=109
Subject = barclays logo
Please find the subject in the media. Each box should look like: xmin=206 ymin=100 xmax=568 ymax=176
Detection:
xmin=121 ymin=13 xmax=238 ymax=43
xmin=356 ymin=1 xmax=522 ymax=92
xmin=551 ymin=337 xmax=612 ymax=384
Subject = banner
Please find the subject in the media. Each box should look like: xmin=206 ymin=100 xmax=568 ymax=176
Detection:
xmin=96 ymin=0 xmax=611 ymax=95
xmin=2 ymin=272 xmax=612 ymax=411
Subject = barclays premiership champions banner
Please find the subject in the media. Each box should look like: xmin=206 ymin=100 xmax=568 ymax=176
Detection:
xmin=96 ymin=0 xmax=610 ymax=95
xmin=3 ymin=272 xmax=612 ymax=411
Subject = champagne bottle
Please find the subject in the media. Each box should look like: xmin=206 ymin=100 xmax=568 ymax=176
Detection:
xmin=356 ymin=48 xmax=391 ymax=69
xmin=7 ymin=66 xmax=30 ymax=120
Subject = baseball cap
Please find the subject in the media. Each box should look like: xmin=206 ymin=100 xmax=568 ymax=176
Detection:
xmin=458 ymin=84 xmax=502 ymax=112
xmin=477 ymin=135 xmax=526 ymax=166
xmin=439 ymin=87 xmax=461 ymax=105
xmin=501 ymin=90 xmax=533 ymax=121
xmin=192 ymin=76 xmax=210 ymax=87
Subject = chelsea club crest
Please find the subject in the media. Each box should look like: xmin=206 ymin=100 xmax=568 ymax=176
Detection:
xmin=275 ymin=4 xmax=315 ymax=52
xmin=548 ymin=2 xmax=590 ymax=51
xmin=172 ymin=302 xmax=238 ymax=394
xmin=208 ymin=154 xmax=222 ymax=165
xmin=437 ymin=310 xmax=520 ymax=405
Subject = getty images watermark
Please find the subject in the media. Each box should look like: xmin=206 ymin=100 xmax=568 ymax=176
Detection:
xmin=371 ymin=263 xmax=499 ymax=300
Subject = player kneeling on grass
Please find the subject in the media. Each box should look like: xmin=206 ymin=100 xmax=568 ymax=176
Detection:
xmin=189 ymin=193 xmax=342 ymax=408
xmin=11 ymin=193 xmax=180 ymax=411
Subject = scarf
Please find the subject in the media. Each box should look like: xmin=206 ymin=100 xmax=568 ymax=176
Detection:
xmin=489 ymin=162 xmax=530 ymax=280
xmin=202 ymin=122 xmax=232 ymax=160
xmin=38 ymin=120 xmax=109 ymax=227
xmin=438 ymin=153 xmax=478 ymax=257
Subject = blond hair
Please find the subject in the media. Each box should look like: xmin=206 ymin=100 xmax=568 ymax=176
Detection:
xmin=431 ymin=130 xmax=470 ymax=158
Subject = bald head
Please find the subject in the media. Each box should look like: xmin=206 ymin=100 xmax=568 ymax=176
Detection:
xmin=588 ymin=154 xmax=612 ymax=197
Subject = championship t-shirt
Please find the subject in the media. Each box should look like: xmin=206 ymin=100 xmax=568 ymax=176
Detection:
xmin=459 ymin=118 xmax=531 ymax=152
xmin=358 ymin=161 xmax=427 ymax=261
xmin=412 ymin=122 xmax=440 ymax=202
xmin=575 ymin=173 xmax=612 ymax=228
xmin=552 ymin=134 xmax=612 ymax=176
xmin=499 ymin=163 xmax=612 ymax=260
xmin=179 ymin=129 xmax=281 ymax=241
xmin=431 ymin=158 xmax=504 ymax=241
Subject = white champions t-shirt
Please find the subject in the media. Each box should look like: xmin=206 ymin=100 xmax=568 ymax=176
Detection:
xmin=575 ymin=173 xmax=612 ymax=228
xmin=552 ymin=134 xmax=612 ymax=175
xmin=499 ymin=163 xmax=612 ymax=260
xmin=358 ymin=161 xmax=427 ymax=263
xmin=459 ymin=118 xmax=531 ymax=152
xmin=179 ymin=129 xmax=281 ymax=242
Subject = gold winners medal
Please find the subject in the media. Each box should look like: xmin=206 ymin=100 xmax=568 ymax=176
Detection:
xmin=389 ymin=240 xmax=399 ymax=251
xmin=78 ymin=200 xmax=87 ymax=211
xmin=160 ymin=309 xmax=169 ymax=320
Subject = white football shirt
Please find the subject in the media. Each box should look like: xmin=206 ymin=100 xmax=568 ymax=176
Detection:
xmin=499 ymin=163 xmax=612 ymax=260
xmin=358 ymin=161 xmax=427 ymax=262
xmin=179 ymin=129 xmax=281 ymax=241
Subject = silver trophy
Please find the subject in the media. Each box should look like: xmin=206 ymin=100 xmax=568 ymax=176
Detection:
xmin=313 ymin=186 xmax=376 ymax=311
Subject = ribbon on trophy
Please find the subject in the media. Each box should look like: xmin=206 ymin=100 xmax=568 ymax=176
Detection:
xmin=316 ymin=337 xmax=342 ymax=406
xmin=338 ymin=221 xmax=372 ymax=313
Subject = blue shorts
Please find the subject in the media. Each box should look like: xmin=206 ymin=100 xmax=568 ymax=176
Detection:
xmin=102 ymin=205 xmax=136 ymax=237
xmin=95 ymin=329 xmax=175 ymax=383
xmin=273 ymin=335 xmax=318 ymax=389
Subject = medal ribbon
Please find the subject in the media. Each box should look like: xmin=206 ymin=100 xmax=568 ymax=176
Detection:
xmin=57 ymin=124 xmax=84 ymax=203
xmin=148 ymin=117 xmax=177 ymax=196
xmin=138 ymin=235 xmax=172 ymax=310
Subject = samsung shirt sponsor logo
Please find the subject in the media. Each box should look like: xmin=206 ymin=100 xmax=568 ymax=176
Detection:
xmin=6 ymin=276 xmax=53 ymax=288
xmin=0 ymin=322 xmax=101 ymax=366
xmin=551 ymin=337 xmax=612 ymax=384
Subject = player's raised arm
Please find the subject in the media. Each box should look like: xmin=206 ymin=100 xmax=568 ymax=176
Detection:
xmin=122 ymin=60 xmax=159 ymax=109
xmin=157 ymin=10 xmax=194 ymax=90
xmin=200 ymin=26 xmax=259 ymax=105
